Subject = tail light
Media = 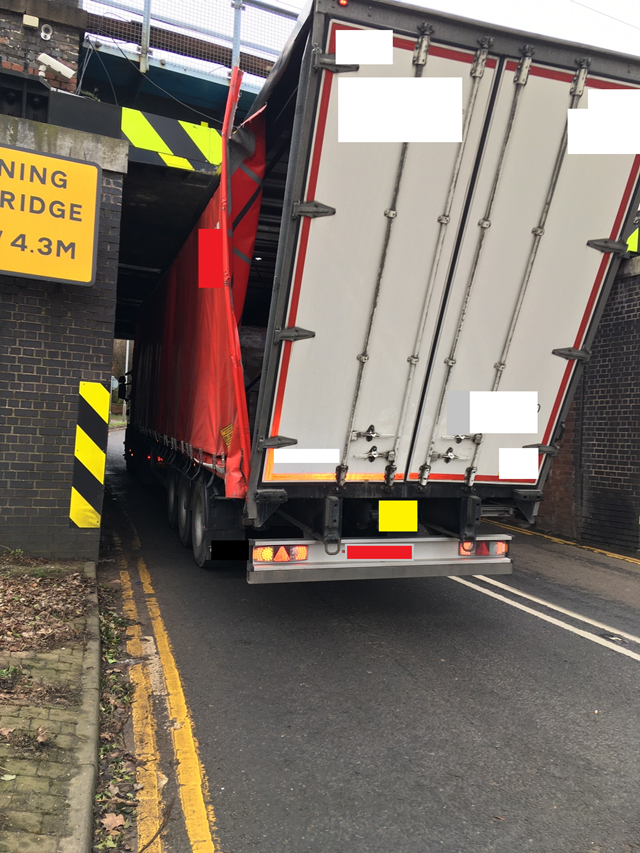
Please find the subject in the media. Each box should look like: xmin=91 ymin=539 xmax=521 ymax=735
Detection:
xmin=253 ymin=545 xmax=309 ymax=563
xmin=459 ymin=540 xmax=509 ymax=557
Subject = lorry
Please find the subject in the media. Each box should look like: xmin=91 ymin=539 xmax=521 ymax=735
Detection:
xmin=124 ymin=0 xmax=640 ymax=583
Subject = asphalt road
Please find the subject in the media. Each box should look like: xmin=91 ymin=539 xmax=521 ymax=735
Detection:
xmin=103 ymin=431 xmax=640 ymax=853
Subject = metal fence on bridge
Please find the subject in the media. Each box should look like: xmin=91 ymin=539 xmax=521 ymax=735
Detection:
xmin=82 ymin=0 xmax=299 ymax=92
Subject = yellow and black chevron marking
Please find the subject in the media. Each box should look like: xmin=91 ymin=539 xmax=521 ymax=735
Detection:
xmin=69 ymin=381 xmax=110 ymax=529
xmin=121 ymin=107 xmax=222 ymax=173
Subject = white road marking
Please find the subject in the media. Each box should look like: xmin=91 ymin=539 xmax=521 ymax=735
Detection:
xmin=451 ymin=576 xmax=640 ymax=663
xmin=473 ymin=575 xmax=640 ymax=647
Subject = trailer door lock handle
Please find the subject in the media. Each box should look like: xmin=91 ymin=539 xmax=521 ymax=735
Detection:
xmin=353 ymin=446 xmax=396 ymax=463
xmin=350 ymin=424 xmax=393 ymax=442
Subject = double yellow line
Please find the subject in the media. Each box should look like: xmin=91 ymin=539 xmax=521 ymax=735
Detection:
xmin=118 ymin=551 xmax=219 ymax=851
xmin=486 ymin=519 xmax=640 ymax=568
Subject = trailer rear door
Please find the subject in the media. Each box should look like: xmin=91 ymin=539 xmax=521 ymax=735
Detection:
xmin=258 ymin=19 xmax=640 ymax=488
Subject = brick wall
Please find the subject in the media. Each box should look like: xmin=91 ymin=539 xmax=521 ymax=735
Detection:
xmin=0 ymin=171 xmax=122 ymax=559
xmin=0 ymin=5 xmax=80 ymax=93
xmin=538 ymin=267 xmax=640 ymax=552
xmin=536 ymin=377 xmax=582 ymax=542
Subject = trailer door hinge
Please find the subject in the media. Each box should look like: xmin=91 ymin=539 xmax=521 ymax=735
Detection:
xmin=552 ymin=346 xmax=591 ymax=362
xmin=413 ymin=25 xmax=433 ymax=66
xmin=470 ymin=39 xmax=492 ymax=78
xmin=523 ymin=443 xmax=558 ymax=457
xmin=570 ymin=60 xmax=590 ymax=97
xmin=292 ymin=200 xmax=336 ymax=219
xmin=514 ymin=45 xmax=534 ymax=85
xmin=274 ymin=326 xmax=316 ymax=343
xmin=313 ymin=50 xmax=359 ymax=73
xmin=258 ymin=435 xmax=298 ymax=450
xmin=586 ymin=238 xmax=629 ymax=255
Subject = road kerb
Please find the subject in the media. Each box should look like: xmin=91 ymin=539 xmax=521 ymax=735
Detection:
xmin=58 ymin=560 xmax=101 ymax=853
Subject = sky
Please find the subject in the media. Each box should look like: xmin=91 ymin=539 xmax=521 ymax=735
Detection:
xmin=270 ymin=0 xmax=640 ymax=57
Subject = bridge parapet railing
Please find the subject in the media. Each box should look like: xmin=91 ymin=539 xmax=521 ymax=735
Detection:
xmin=82 ymin=0 xmax=299 ymax=92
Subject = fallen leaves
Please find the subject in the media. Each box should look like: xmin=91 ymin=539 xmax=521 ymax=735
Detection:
xmin=0 ymin=774 xmax=16 ymax=781
xmin=0 ymin=673 xmax=81 ymax=707
xmin=93 ymin=581 xmax=138 ymax=852
xmin=0 ymin=570 xmax=92 ymax=652
xmin=0 ymin=728 xmax=14 ymax=739
xmin=8 ymin=729 xmax=53 ymax=754
xmin=100 ymin=812 xmax=126 ymax=832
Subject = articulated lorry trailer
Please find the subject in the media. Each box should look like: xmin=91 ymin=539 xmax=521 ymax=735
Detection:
xmin=125 ymin=0 xmax=640 ymax=583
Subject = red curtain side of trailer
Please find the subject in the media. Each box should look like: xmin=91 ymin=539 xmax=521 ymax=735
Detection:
xmin=131 ymin=108 xmax=265 ymax=499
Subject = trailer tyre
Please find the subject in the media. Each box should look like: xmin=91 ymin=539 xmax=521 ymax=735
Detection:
xmin=177 ymin=476 xmax=192 ymax=548
xmin=192 ymin=483 xmax=214 ymax=568
xmin=166 ymin=469 xmax=179 ymax=530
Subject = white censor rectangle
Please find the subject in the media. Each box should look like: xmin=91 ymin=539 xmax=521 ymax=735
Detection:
xmin=447 ymin=391 xmax=538 ymax=434
xmin=568 ymin=89 xmax=640 ymax=154
xmin=499 ymin=448 xmax=539 ymax=480
xmin=335 ymin=29 xmax=393 ymax=65
xmin=338 ymin=78 xmax=463 ymax=143
xmin=273 ymin=448 xmax=341 ymax=464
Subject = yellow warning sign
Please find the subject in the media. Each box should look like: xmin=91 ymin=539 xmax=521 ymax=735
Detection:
xmin=378 ymin=500 xmax=418 ymax=532
xmin=0 ymin=144 xmax=100 ymax=285
xmin=221 ymin=422 xmax=234 ymax=448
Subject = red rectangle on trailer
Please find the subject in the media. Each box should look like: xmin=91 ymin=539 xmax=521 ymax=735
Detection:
xmin=198 ymin=229 xmax=223 ymax=288
xmin=346 ymin=545 xmax=414 ymax=560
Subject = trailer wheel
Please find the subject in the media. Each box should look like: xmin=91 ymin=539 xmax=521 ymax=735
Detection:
xmin=166 ymin=469 xmax=178 ymax=530
xmin=177 ymin=476 xmax=192 ymax=548
xmin=192 ymin=482 xmax=213 ymax=568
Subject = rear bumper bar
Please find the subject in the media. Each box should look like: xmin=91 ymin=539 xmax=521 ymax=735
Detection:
xmin=247 ymin=535 xmax=512 ymax=584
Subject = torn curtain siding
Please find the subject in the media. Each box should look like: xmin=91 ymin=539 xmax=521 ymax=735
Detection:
xmin=131 ymin=111 xmax=266 ymax=498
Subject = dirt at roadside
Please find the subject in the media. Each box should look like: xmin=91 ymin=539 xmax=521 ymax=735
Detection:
xmin=0 ymin=555 xmax=92 ymax=655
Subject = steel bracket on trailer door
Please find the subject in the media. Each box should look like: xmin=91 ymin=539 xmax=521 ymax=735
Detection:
xmin=552 ymin=346 xmax=591 ymax=362
xmin=312 ymin=49 xmax=359 ymax=74
xmin=257 ymin=435 xmax=298 ymax=450
xmin=274 ymin=326 xmax=316 ymax=343
xmin=292 ymin=200 xmax=336 ymax=219
xmin=586 ymin=238 xmax=629 ymax=255
xmin=523 ymin=443 xmax=558 ymax=457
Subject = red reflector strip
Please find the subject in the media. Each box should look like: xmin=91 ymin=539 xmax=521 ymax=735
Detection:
xmin=346 ymin=545 xmax=413 ymax=561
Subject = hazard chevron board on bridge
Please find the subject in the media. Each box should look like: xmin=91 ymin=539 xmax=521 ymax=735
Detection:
xmin=69 ymin=381 xmax=110 ymax=529
xmin=121 ymin=107 xmax=222 ymax=174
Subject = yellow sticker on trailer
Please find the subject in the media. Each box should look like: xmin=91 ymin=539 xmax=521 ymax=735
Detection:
xmin=0 ymin=144 xmax=100 ymax=285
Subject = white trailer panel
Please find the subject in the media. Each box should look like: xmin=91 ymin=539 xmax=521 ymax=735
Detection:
xmin=255 ymin=9 xmax=640 ymax=494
